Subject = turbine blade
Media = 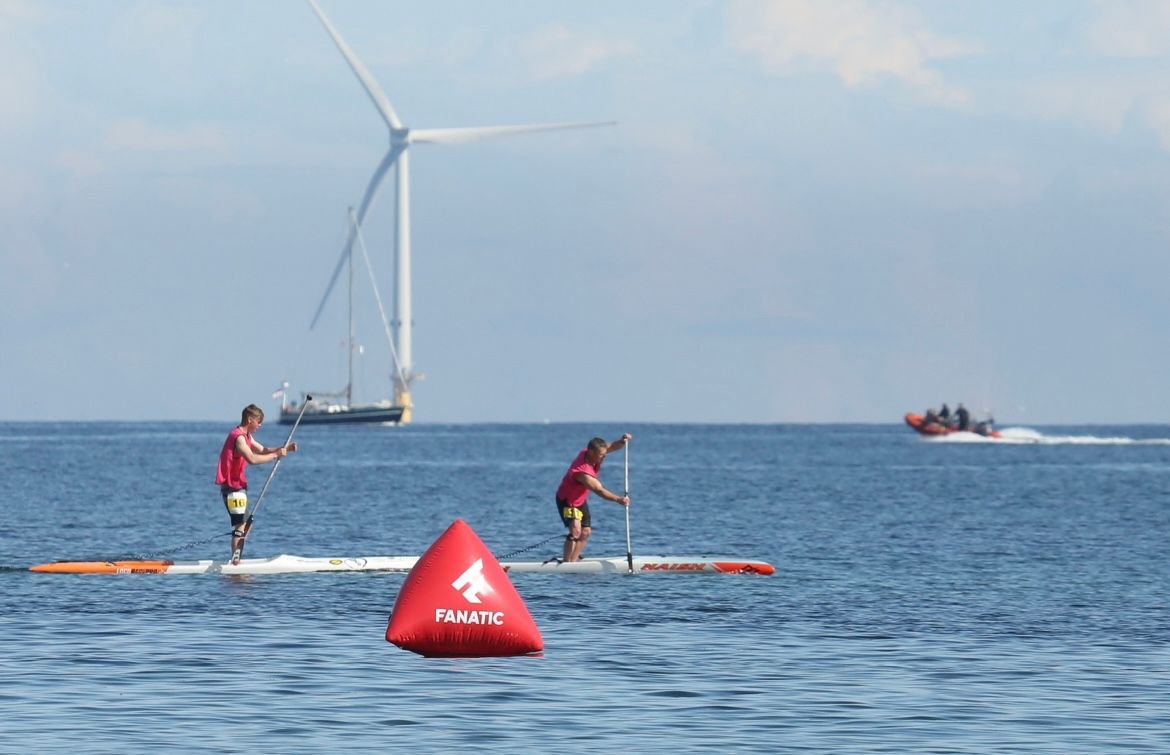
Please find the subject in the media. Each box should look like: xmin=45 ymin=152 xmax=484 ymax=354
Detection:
xmin=409 ymin=120 xmax=616 ymax=144
xmin=308 ymin=240 xmax=350 ymax=330
xmin=309 ymin=145 xmax=404 ymax=329
xmin=354 ymin=143 xmax=404 ymax=224
xmin=306 ymin=0 xmax=404 ymax=131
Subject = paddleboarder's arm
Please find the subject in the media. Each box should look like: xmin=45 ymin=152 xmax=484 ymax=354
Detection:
xmin=235 ymin=434 xmax=285 ymax=464
xmin=573 ymin=473 xmax=630 ymax=505
xmin=258 ymin=440 xmax=297 ymax=456
xmin=250 ymin=430 xmax=298 ymax=456
xmin=252 ymin=433 xmax=297 ymax=457
xmin=606 ymin=433 xmax=632 ymax=453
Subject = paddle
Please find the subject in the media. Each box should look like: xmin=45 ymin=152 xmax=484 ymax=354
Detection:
xmin=242 ymin=395 xmax=312 ymax=538
xmin=624 ymin=440 xmax=633 ymax=574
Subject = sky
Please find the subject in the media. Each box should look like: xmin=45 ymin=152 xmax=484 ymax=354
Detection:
xmin=4 ymin=0 xmax=1170 ymax=424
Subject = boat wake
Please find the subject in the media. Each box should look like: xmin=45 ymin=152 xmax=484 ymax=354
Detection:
xmin=928 ymin=427 xmax=1170 ymax=445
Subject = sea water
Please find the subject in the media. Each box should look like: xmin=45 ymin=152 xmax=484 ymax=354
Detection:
xmin=1 ymin=422 xmax=1167 ymax=753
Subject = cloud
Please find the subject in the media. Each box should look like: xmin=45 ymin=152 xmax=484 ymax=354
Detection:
xmin=0 ymin=51 xmax=40 ymax=133
xmin=54 ymin=148 xmax=107 ymax=178
xmin=103 ymin=118 xmax=230 ymax=154
xmin=0 ymin=0 xmax=40 ymax=23
xmin=517 ymin=24 xmax=636 ymax=82
xmin=0 ymin=0 xmax=45 ymax=134
xmin=1142 ymin=96 xmax=1170 ymax=152
xmin=931 ymin=5 xmax=1170 ymax=153
xmin=51 ymin=119 xmax=232 ymax=178
xmin=108 ymin=4 xmax=204 ymax=58
xmin=1003 ymin=3 xmax=1170 ymax=152
xmin=726 ymin=0 xmax=975 ymax=107
xmin=1005 ymin=75 xmax=1141 ymax=135
xmin=910 ymin=158 xmax=1040 ymax=209
xmin=1087 ymin=0 xmax=1170 ymax=58
xmin=990 ymin=71 xmax=1170 ymax=157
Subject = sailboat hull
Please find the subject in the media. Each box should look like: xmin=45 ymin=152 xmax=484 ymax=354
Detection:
xmin=280 ymin=402 xmax=404 ymax=425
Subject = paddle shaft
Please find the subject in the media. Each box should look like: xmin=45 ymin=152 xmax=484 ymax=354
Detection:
xmin=245 ymin=395 xmax=311 ymax=528
xmin=624 ymin=442 xmax=633 ymax=574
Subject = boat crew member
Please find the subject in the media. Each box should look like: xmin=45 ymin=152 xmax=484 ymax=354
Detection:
xmin=215 ymin=404 xmax=298 ymax=565
xmin=555 ymin=434 xmax=632 ymax=562
xmin=955 ymin=403 xmax=970 ymax=431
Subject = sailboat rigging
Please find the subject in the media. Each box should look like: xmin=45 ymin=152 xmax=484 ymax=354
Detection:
xmin=279 ymin=209 xmax=406 ymax=425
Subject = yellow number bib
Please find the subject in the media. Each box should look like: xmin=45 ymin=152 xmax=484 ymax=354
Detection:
xmin=225 ymin=491 xmax=248 ymax=515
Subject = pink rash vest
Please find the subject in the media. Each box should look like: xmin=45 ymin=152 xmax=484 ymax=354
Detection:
xmin=215 ymin=426 xmax=252 ymax=489
xmin=555 ymin=450 xmax=602 ymax=507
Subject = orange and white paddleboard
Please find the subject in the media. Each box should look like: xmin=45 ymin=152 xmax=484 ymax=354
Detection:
xmin=29 ymin=555 xmax=421 ymax=575
xmin=30 ymin=560 xmax=177 ymax=575
xmin=29 ymin=553 xmax=775 ymax=576
xmin=503 ymin=556 xmax=776 ymax=575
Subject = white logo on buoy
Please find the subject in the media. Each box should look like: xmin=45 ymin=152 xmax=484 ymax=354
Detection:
xmin=433 ymin=608 xmax=504 ymax=625
xmin=451 ymin=558 xmax=492 ymax=604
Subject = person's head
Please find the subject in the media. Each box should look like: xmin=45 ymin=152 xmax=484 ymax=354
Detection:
xmin=585 ymin=436 xmax=608 ymax=463
xmin=241 ymin=404 xmax=265 ymax=428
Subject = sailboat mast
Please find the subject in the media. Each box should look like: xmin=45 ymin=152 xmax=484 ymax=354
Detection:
xmin=347 ymin=212 xmax=355 ymax=408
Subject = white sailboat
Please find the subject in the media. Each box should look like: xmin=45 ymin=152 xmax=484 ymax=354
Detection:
xmin=280 ymin=209 xmax=405 ymax=425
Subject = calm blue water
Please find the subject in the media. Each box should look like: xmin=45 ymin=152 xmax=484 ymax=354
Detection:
xmin=1 ymin=422 xmax=1168 ymax=753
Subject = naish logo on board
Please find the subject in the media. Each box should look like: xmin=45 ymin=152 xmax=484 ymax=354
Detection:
xmin=641 ymin=562 xmax=706 ymax=571
xmin=434 ymin=558 xmax=504 ymax=626
xmin=451 ymin=558 xmax=492 ymax=604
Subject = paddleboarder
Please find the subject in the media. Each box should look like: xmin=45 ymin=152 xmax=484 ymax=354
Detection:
xmin=215 ymin=404 xmax=298 ymax=565
xmin=555 ymin=434 xmax=631 ymax=562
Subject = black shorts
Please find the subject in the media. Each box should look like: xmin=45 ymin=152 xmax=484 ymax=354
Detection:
xmin=221 ymin=485 xmax=248 ymax=527
xmin=556 ymin=498 xmax=590 ymax=529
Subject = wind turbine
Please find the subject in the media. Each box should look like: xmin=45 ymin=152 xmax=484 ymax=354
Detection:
xmin=306 ymin=0 xmax=615 ymax=423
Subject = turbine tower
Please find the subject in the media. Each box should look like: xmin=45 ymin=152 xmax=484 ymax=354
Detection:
xmin=307 ymin=0 xmax=614 ymax=423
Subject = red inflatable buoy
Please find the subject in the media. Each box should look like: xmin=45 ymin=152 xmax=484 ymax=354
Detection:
xmin=387 ymin=519 xmax=544 ymax=657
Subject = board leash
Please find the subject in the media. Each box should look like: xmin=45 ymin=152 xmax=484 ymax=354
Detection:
xmin=494 ymin=533 xmax=563 ymax=561
xmin=124 ymin=528 xmax=238 ymax=561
